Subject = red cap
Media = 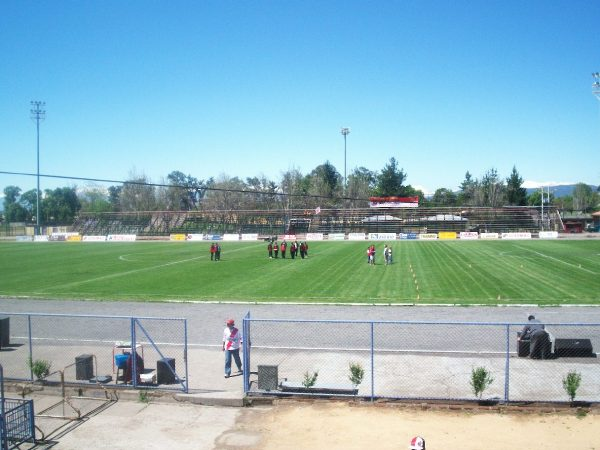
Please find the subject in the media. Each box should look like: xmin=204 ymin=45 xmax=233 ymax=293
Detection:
xmin=226 ymin=319 xmax=235 ymax=326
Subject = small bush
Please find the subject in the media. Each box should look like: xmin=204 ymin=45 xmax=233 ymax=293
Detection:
xmin=470 ymin=366 xmax=494 ymax=399
xmin=348 ymin=362 xmax=364 ymax=387
xmin=562 ymin=370 xmax=582 ymax=403
xmin=27 ymin=357 xmax=52 ymax=380
xmin=302 ymin=370 xmax=319 ymax=389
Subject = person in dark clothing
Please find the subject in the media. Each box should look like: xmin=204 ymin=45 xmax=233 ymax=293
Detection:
xmin=521 ymin=315 xmax=550 ymax=359
xmin=267 ymin=241 xmax=273 ymax=258
xmin=215 ymin=243 xmax=221 ymax=261
xmin=273 ymin=242 xmax=279 ymax=258
xmin=124 ymin=351 xmax=144 ymax=384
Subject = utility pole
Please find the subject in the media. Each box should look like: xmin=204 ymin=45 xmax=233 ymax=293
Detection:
xmin=340 ymin=127 xmax=350 ymax=192
xmin=31 ymin=101 xmax=45 ymax=236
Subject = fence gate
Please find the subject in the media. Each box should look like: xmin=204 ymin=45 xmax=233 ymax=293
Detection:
xmin=131 ymin=318 xmax=189 ymax=392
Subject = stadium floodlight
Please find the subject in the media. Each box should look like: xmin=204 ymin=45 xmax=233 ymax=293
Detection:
xmin=593 ymin=72 xmax=600 ymax=101
xmin=30 ymin=101 xmax=46 ymax=236
xmin=340 ymin=127 xmax=350 ymax=191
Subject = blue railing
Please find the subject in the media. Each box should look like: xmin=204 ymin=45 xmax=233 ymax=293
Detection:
xmin=243 ymin=318 xmax=600 ymax=403
xmin=0 ymin=313 xmax=188 ymax=393
xmin=1 ymin=364 xmax=36 ymax=450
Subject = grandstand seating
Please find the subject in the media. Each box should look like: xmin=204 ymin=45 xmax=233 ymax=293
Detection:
xmin=71 ymin=206 xmax=562 ymax=237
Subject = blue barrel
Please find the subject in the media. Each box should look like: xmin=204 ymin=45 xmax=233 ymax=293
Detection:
xmin=115 ymin=354 xmax=130 ymax=369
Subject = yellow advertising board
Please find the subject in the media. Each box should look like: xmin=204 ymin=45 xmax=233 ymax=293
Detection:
xmin=438 ymin=232 xmax=457 ymax=240
xmin=170 ymin=234 xmax=186 ymax=241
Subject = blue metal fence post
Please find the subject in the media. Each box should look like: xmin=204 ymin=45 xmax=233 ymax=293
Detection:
xmin=27 ymin=315 xmax=33 ymax=382
xmin=1 ymin=364 xmax=7 ymax=450
xmin=183 ymin=318 xmax=189 ymax=393
xmin=504 ymin=324 xmax=510 ymax=403
xmin=131 ymin=318 xmax=137 ymax=388
xmin=370 ymin=322 xmax=375 ymax=401
xmin=243 ymin=311 xmax=251 ymax=393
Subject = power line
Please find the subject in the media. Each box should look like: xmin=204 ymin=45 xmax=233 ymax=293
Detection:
xmin=0 ymin=170 xmax=369 ymax=203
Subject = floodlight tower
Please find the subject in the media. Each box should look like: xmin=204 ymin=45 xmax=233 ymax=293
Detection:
xmin=340 ymin=127 xmax=350 ymax=191
xmin=31 ymin=101 xmax=45 ymax=235
xmin=593 ymin=72 xmax=600 ymax=101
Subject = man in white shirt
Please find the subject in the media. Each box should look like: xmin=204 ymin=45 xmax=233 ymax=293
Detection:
xmin=222 ymin=319 xmax=243 ymax=378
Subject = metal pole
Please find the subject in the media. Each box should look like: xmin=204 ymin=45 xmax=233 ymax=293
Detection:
xmin=340 ymin=127 xmax=350 ymax=192
xmin=504 ymin=324 xmax=510 ymax=403
xmin=370 ymin=322 xmax=375 ymax=402
xmin=30 ymin=101 xmax=45 ymax=236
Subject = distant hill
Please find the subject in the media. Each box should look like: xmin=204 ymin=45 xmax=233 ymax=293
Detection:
xmin=526 ymin=184 xmax=598 ymax=198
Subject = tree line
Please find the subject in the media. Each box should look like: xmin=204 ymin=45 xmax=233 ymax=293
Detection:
xmin=2 ymin=158 xmax=598 ymax=226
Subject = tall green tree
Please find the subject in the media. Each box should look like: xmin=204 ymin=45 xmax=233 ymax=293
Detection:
xmin=572 ymin=183 xmax=595 ymax=212
xmin=279 ymin=168 xmax=307 ymax=210
xmin=120 ymin=172 xmax=156 ymax=212
xmin=505 ymin=166 xmax=527 ymax=206
xmin=307 ymin=161 xmax=342 ymax=208
xmin=165 ymin=171 xmax=207 ymax=211
xmin=3 ymin=186 xmax=27 ymax=222
xmin=480 ymin=168 xmax=505 ymax=207
xmin=375 ymin=157 xmax=407 ymax=196
xmin=431 ymin=188 xmax=457 ymax=206
xmin=107 ymin=185 xmax=122 ymax=211
xmin=42 ymin=187 xmax=81 ymax=224
xmin=347 ymin=167 xmax=377 ymax=208
xmin=457 ymin=171 xmax=476 ymax=206
xmin=78 ymin=185 xmax=112 ymax=213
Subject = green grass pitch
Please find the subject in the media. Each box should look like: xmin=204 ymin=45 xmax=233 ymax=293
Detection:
xmin=0 ymin=240 xmax=599 ymax=305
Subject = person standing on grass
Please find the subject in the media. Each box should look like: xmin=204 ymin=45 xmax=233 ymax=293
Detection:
xmin=215 ymin=243 xmax=221 ymax=261
xmin=267 ymin=241 xmax=273 ymax=258
xmin=222 ymin=318 xmax=242 ymax=378
xmin=210 ymin=243 xmax=216 ymax=261
xmin=273 ymin=241 xmax=279 ymax=258
xmin=281 ymin=240 xmax=287 ymax=258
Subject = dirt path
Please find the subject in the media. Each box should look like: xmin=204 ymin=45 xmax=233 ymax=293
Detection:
xmin=228 ymin=401 xmax=599 ymax=450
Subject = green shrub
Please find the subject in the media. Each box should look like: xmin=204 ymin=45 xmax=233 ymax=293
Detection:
xmin=348 ymin=362 xmax=364 ymax=388
xmin=562 ymin=370 xmax=582 ymax=403
xmin=302 ymin=370 xmax=319 ymax=389
xmin=27 ymin=357 xmax=51 ymax=380
xmin=470 ymin=366 xmax=494 ymax=399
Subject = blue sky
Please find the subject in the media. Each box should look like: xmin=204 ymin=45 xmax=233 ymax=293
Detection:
xmin=1 ymin=0 xmax=599 ymax=197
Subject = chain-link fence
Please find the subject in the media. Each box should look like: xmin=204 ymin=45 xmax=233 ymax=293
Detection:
xmin=0 ymin=313 xmax=188 ymax=392
xmin=244 ymin=316 xmax=600 ymax=403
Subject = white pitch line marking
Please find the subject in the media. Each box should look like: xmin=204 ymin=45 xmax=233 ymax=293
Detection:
xmin=514 ymin=245 xmax=598 ymax=275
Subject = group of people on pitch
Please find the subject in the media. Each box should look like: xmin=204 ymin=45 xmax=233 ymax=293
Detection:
xmin=267 ymin=240 xmax=308 ymax=259
xmin=367 ymin=244 xmax=393 ymax=265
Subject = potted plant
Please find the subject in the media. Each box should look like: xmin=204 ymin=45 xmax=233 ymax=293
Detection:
xmin=470 ymin=366 xmax=494 ymax=404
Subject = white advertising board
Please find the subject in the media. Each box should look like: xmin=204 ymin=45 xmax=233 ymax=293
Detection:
xmin=501 ymin=232 xmax=532 ymax=240
xmin=418 ymin=233 xmax=438 ymax=240
xmin=82 ymin=235 xmax=107 ymax=242
xmin=538 ymin=231 xmax=559 ymax=239
xmin=306 ymin=233 xmax=324 ymax=241
xmin=328 ymin=233 xmax=346 ymax=240
xmin=480 ymin=233 xmax=499 ymax=240
xmin=223 ymin=234 xmax=240 ymax=241
xmin=241 ymin=234 xmax=259 ymax=241
xmin=368 ymin=233 xmax=396 ymax=241
xmin=459 ymin=232 xmax=479 ymax=240
xmin=348 ymin=233 xmax=366 ymax=241
xmin=107 ymin=234 xmax=136 ymax=241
